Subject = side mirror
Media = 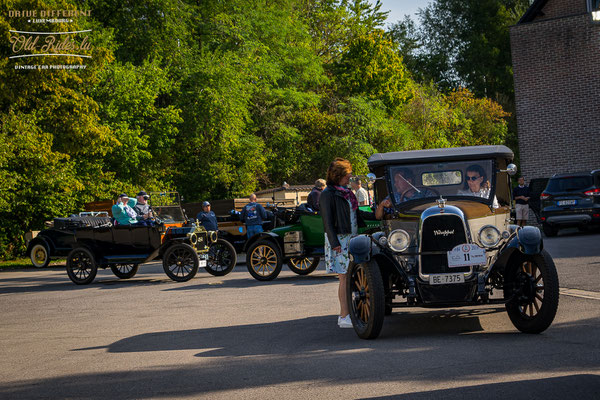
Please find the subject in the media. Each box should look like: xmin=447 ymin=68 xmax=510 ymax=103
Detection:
xmin=500 ymin=164 xmax=517 ymax=176
xmin=366 ymin=173 xmax=382 ymax=183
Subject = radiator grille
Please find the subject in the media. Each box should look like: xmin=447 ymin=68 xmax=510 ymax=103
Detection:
xmin=420 ymin=214 xmax=469 ymax=274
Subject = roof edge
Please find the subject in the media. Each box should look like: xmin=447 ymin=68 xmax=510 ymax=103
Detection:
xmin=518 ymin=0 xmax=549 ymax=24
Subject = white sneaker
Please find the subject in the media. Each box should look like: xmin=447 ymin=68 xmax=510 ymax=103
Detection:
xmin=338 ymin=315 xmax=353 ymax=329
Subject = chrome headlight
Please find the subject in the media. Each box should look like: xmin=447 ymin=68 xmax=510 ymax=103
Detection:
xmin=479 ymin=225 xmax=501 ymax=248
xmin=388 ymin=229 xmax=410 ymax=252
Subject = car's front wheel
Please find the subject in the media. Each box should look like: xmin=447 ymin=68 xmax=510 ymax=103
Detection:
xmin=110 ymin=264 xmax=139 ymax=279
xmin=347 ymin=261 xmax=385 ymax=339
xmin=246 ymin=239 xmax=283 ymax=281
xmin=206 ymin=239 xmax=237 ymax=276
xmin=505 ymin=250 xmax=559 ymax=334
xmin=66 ymin=247 xmax=98 ymax=285
xmin=29 ymin=242 xmax=50 ymax=268
xmin=162 ymin=243 xmax=199 ymax=282
xmin=287 ymin=256 xmax=320 ymax=275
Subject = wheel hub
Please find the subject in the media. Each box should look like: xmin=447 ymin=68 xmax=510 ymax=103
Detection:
xmin=35 ymin=250 xmax=45 ymax=262
xmin=517 ymin=273 xmax=536 ymax=303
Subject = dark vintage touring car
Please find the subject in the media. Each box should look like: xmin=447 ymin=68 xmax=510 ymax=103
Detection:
xmin=346 ymin=146 xmax=559 ymax=339
xmin=26 ymin=192 xmax=236 ymax=284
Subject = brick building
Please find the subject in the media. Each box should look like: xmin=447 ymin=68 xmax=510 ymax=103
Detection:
xmin=510 ymin=0 xmax=600 ymax=181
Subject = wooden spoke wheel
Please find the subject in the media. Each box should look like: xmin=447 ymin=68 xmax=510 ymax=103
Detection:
xmin=287 ymin=256 xmax=320 ymax=275
xmin=110 ymin=263 xmax=139 ymax=279
xmin=246 ymin=239 xmax=282 ymax=281
xmin=162 ymin=243 xmax=199 ymax=282
xmin=206 ymin=239 xmax=237 ymax=276
xmin=66 ymin=247 xmax=98 ymax=285
xmin=505 ymin=250 xmax=559 ymax=334
xmin=347 ymin=261 xmax=385 ymax=339
xmin=30 ymin=243 xmax=50 ymax=268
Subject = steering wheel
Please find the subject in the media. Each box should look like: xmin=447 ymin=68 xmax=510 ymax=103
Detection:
xmin=400 ymin=186 xmax=440 ymax=202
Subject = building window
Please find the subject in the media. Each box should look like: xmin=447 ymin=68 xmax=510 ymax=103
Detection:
xmin=592 ymin=0 xmax=600 ymax=21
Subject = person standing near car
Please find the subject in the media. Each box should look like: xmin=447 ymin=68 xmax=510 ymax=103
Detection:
xmin=241 ymin=193 xmax=268 ymax=239
xmin=350 ymin=178 xmax=370 ymax=206
xmin=320 ymin=158 xmax=375 ymax=329
xmin=307 ymin=179 xmax=326 ymax=211
xmin=513 ymin=176 xmax=531 ymax=227
xmin=196 ymin=201 xmax=218 ymax=231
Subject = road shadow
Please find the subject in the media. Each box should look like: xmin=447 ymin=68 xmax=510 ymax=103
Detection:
xmin=1 ymin=315 xmax=598 ymax=399
xmin=161 ymin=272 xmax=337 ymax=291
xmin=364 ymin=374 xmax=600 ymax=400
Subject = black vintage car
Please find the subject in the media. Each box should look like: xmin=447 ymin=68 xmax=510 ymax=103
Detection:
xmin=63 ymin=220 xmax=216 ymax=284
xmin=347 ymin=146 xmax=559 ymax=339
xmin=26 ymin=192 xmax=236 ymax=283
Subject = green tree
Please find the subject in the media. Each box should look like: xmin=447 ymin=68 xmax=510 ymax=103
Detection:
xmin=334 ymin=30 xmax=412 ymax=111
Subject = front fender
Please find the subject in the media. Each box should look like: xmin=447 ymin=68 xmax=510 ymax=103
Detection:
xmin=490 ymin=226 xmax=543 ymax=275
xmin=514 ymin=226 xmax=543 ymax=255
xmin=27 ymin=236 xmax=52 ymax=255
xmin=349 ymin=235 xmax=371 ymax=264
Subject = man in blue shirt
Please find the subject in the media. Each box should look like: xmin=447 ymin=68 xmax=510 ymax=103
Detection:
xmin=196 ymin=201 xmax=218 ymax=231
xmin=513 ymin=176 xmax=531 ymax=227
xmin=241 ymin=193 xmax=268 ymax=239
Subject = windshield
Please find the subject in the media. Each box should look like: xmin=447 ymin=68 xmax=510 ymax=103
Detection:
xmin=546 ymin=176 xmax=592 ymax=192
xmin=386 ymin=160 xmax=495 ymax=206
xmin=150 ymin=192 xmax=186 ymax=223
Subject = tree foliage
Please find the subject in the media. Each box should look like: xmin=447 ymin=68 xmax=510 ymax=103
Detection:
xmin=0 ymin=0 xmax=510 ymax=258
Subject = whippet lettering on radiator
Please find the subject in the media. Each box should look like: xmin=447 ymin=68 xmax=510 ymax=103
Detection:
xmin=347 ymin=146 xmax=559 ymax=339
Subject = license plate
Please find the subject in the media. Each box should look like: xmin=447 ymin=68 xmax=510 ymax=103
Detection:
xmin=199 ymin=259 xmax=207 ymax=268
xmin=429 ymin=273 xmax=464 ymax=285
xmin=558 ymin=200 xmax=576 ymax=206
xmin=447 ymin=244 xmax=486 ymax=268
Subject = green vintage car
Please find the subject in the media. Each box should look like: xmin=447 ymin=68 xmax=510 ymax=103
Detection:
xmin=244 ymin=204 xmax=379 ymax=281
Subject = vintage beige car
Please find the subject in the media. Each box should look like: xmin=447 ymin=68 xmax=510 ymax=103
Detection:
xmin=347 ymin=145 xmax=559 ymax=339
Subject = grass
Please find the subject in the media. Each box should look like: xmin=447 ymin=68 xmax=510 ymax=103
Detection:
xmin=0 ymin=258 xmax=65 ymax=270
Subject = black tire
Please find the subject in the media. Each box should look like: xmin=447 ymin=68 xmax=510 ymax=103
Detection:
xmin=347 ymin=261 xmax=385 ymax=339
xmin=505 ymin=250 xmax=559 ymax=334
xmin=162 ymin=243 xmax=199 ymax=282
xmin=29 ymin=242 xmax=50 ymax=268
xmin=66 ymin=247 xmax=98 ymax=285
xmin=246 ymin=239 xmax=283 ymax=281
xmin=110 ymin=264 xmax=139 ymax=279
xmin=542 ymin=223 xmax=557 ymax=237
xmin=384 ymin=302 xmax=393 ymax=316
xmin=206 ymin=239 xmax=237 ymax=276
xmin=287 ymin=256 xmax=320 ymax=275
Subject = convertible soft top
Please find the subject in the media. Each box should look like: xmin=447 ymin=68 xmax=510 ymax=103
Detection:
xmin=368 ymin=145 xmax=514 ymax=168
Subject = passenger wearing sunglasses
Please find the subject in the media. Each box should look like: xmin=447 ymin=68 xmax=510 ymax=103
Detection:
xmin=458 ymin=164 xmax=499 ymax=208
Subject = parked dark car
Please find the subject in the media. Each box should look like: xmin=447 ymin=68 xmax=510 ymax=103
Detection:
xmin=539 ymin=170 xmax=600 ymax=236
xmin=346 ymin=145 xmax=559 ymax=339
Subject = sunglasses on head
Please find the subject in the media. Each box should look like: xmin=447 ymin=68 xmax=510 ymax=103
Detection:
xmin=466 ymin=175 xmax=481 ymax=181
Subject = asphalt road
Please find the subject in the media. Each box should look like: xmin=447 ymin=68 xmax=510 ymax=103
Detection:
xmin=0 ymin=230 xmax=599 ymax=399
